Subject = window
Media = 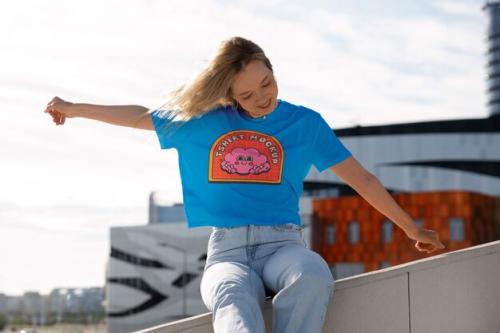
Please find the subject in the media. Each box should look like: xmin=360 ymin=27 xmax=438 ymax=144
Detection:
xmin=348 ymin=221 xmax=360 ymax=244
xmin=325 ymin=224 xmax=336 ymax=245
xmin=382 ymin=220 xmax=393 ymax=243
xmin=449 ymin=217 xmax=465 ymax=241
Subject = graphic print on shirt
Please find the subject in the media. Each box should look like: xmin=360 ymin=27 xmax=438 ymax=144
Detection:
xmin=208 ymin=130 xmax=284 ymax=184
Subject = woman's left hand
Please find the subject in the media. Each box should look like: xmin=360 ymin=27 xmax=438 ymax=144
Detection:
xmin=407 ymin=228 xmax=445 ymax=254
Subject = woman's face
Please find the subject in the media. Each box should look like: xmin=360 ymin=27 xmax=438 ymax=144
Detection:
xmin=231 ymin=59 xmax=278 ymax=118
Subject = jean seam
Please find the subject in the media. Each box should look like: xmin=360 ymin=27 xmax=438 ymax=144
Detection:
xmin=271 ymin=223 xmax=304 ymax=232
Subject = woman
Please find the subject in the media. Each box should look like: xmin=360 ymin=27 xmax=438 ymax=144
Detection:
xmin=44 ymin=36 xmax=444 ymax=333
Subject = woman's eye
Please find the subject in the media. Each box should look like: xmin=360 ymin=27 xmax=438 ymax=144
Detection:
xmin=241 ymin=82 xmax=270 ymax=100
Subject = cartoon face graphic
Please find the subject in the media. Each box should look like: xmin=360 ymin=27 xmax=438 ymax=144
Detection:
xmin=208 ymin=130 xmax=283 ymax=184
xmin=221 ymin=147 xmax=271 ymax=175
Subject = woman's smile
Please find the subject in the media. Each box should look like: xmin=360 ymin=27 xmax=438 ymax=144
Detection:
xmin=258 ymin=99 xmax=271 ymax=109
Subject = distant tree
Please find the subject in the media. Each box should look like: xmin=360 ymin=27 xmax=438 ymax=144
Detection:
xmin=0 ymin=313 xmax=7 ymax=331
xmin=11 ymin=312 xmax=25 ymax=326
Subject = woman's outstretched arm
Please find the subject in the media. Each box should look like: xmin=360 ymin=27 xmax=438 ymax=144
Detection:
xmin=330 ymin=156 xmax=445 ymax=254
xmin=44 ymin=96 xmax=154 ymax=130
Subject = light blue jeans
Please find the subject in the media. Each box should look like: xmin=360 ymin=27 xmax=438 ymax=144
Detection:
xmin=200 ymin=223 xmax=334 ymax=333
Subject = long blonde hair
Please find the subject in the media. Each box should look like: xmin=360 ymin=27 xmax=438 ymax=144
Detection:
xmin=153 ymin=36 xmax=273 ymax=123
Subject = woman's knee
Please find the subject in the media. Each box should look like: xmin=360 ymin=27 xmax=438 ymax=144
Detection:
xmin=297 ymin=253 xmax=335 ymax=292
xmin=301 ymin=267 xmax=334 ymax=290
xmin=264 ymin=245 xmax=335 ymax=294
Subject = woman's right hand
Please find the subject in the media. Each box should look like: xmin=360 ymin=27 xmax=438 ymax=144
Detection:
xmin=44 ymin=96 xmax=75 ymax=126
xmin=407 ymin=228 xmax=445 ymax=254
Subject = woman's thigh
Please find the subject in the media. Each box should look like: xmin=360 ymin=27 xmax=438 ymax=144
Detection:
xmin=261 ymin=243 xmax=334 ymax=293
xmin=200 ymin=261 xmax=266 ymax=311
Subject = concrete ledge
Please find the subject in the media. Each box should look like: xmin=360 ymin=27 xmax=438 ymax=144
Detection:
xmin=135 ymin=240 xmax=500 ymax=333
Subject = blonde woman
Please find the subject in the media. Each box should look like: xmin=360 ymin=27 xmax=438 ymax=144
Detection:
xmin=45 ymin=36 xmax=444 ymax=333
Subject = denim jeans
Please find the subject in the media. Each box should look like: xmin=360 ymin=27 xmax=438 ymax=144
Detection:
xmin=200 ymin=223 xmax=334 ymax=333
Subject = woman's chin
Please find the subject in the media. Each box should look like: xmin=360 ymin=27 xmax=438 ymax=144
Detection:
xmin=252 ymin=98 xmax=275 ymax=115
xmin=251 ymin=111 xmax=267 ymax=117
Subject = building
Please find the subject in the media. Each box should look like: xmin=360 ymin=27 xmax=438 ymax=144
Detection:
xmin=312 ymin=191 xmax=500 ymax=279
xmin=0 ymin=288 xmax=104 ymax=327
xmin=302 ymin=111 xmax=500 ymax=278
xmin=21 ymin=291 xmax=47 ymax=326
xmin=148 ymin=191 xmax=186 ymax=224
xmin=105 ymin=221 xmax=211 ymax=333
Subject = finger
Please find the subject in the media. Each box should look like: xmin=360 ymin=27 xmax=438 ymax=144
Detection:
xmin=426 ymin=244 xmax=437 ymax=253
xmin=419 ymin=246 xmax=433 ymax=254
xmin=415 ymin=242 xmax=433 ymax=253
xmin=430 ymin=235 xmax=445 ymax=249
xmin=415 ymin=242 xmax=426 ymax=252
xmin=48 ymin=110 xmax=56 ymax=121
xmin=425 ymin=243 xmax=436 ymax=251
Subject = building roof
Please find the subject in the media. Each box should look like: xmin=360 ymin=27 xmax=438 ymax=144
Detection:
xmin=335 ymin=114 xmax=500 ymax=137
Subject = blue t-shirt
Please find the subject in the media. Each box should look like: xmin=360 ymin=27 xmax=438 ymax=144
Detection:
xmin=150 ymin=99 xmax=352 ymax=228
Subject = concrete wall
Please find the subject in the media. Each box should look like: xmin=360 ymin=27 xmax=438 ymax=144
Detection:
xmin=134 ymin=240 xmax=500 ymax=333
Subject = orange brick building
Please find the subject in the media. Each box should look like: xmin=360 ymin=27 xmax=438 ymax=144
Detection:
xmin=311 ymin=191 xmax=500 ymax=275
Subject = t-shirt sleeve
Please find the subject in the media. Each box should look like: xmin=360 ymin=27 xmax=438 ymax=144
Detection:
xmin=310 ymin=113 xmax=352 ymax=172
xmin=149 ymin=108 xmax=189 ymax=150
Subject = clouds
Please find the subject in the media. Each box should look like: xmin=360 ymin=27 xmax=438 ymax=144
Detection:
xmin=431 ymin=0 xmax=484 ymax=19
xmin=0 ymin=0 xmax=488 ymax=294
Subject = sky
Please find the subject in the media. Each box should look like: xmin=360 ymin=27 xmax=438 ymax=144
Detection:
xmin=0 ymin=0 xmax=488 ymax=295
